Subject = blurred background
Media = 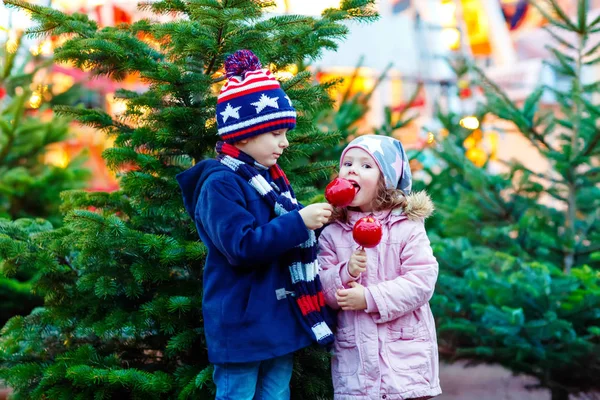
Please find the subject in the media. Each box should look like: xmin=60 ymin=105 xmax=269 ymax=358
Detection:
xmin=0 ymin=1 xmax=598 ymax=399
xmin=1 ymin=0 xmax=593 ymax=192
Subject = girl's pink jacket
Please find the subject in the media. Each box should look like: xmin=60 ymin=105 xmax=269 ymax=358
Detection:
xmin=319 ymin=191 xmax=441 ymax=400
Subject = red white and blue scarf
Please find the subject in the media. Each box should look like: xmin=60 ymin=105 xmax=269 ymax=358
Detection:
xmin=216 ymin=141 xmax=334 ymax=346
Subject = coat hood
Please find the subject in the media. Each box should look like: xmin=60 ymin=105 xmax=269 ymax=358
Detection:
xmin=396 ymin=190 xmax=435 ymax=221
xmin=341 ymin=191 xmax=435 ymax=230
xmin=176 ymin=159 xmax=230 ymax=219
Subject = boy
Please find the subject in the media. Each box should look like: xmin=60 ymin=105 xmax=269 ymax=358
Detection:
xmin=176 ymin=50 xmax=334 ymax=400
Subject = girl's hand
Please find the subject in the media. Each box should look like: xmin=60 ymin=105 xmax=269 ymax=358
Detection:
xmin=348 ymin=249 xmax=367 ymax=277
xmin=336 ymin=282 xmax=367 ymax=311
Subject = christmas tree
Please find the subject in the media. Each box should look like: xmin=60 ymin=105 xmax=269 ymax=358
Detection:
xmin=0 ymin=1 xmax=377 ymax=398
xmin=0 ymin=32 xmax=89 ymax=226
xmin=427 ymin=1 xmax=600 ymax=399
xmin=0 ymin=33 xmax=90 ymax=328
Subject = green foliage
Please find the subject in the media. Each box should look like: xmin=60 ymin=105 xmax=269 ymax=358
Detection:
xmin=0 ymin=34 xmax=91 ymax=329
xmin=0 ymin=33 xmax=90 ymax=227
xmin=432 ymin=241 xmax=600 ymax=396
xmin=427 ymin=1 xmax=600 ymax=397
xmin=0 ymin=0 xmax=378 ymax=398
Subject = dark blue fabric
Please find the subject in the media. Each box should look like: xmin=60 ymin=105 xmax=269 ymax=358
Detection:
xmin=216 ymin=87 xmax=296 ymax=143
xmin=176 ymin=159 xmax=313 ymax=363
xmin=215 ymin=142 xmax=335 ymax=346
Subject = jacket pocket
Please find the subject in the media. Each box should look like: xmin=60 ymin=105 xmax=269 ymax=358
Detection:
xmin=332 ymin=326 xmax=360 ymax=376
xmin=385 ymin=321 xmax=432 ymax=377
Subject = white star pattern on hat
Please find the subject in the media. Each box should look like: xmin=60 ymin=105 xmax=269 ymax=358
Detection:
xmin=358 ymin=136 xmax=385 ymax=155
xmin=220 ymin=103 xmax=241 ymax=123
xmin=284 ymin=95 xmax=293 ymax=106
xmin=390 ymin=152 xmax=404 ymax=182
xmin=251 ymin=94 xmax=279 ymax=114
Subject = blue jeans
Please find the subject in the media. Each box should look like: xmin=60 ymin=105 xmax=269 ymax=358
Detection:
xmin=213 ymin=353 xmax=294 ymax=400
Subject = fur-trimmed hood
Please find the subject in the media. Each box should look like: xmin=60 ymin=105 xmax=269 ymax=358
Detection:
xmin=336 ymin=191 xmax=434 ymax=230
xmin=391 ymin=190 xmax=435 ymax=221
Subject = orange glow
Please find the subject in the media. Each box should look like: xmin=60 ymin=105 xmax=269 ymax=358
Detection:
xmin=461 ymin=0 xmax=491 ymax=56
xmin=45 ymin=144 xmax=70 ymax=168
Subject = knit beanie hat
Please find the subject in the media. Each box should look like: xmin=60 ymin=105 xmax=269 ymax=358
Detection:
xmin=216 ymin=50 xmax=297 ymax=143
xmin=340 ymin=135 xmax=412 ymax=194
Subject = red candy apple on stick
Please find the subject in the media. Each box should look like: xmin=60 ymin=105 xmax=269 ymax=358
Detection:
xmin=325 ymin=178 xmax=356 ymax=208
xmin=352 ymin=216 xmax=382 ymax=249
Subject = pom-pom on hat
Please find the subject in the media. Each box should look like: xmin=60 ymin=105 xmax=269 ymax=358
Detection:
xmin=216 ymin=50 xmax=296 ymax=143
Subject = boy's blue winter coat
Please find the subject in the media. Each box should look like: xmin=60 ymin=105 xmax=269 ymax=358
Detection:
xmin=177 ymin=159 xmax=313 ymax=363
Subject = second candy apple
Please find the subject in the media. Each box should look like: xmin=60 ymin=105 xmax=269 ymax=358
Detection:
xmin=352 ymin=217 xmax=383 ymax=248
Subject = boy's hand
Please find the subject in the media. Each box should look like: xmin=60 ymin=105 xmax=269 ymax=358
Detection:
xmin=336 ymin=282 xmax=367 ymax=311
xmin=299 ymin=203 xmax=333 ymax=230
xmin=348 ymin=249 xmax=367 ymax=277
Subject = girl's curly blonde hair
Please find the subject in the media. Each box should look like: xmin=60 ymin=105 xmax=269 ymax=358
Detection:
xmin=330 ymin=175 xmax=408 ymax=224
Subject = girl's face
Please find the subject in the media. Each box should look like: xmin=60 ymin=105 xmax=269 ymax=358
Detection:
xmin=339 ymin=148 xmax=381 ymax=212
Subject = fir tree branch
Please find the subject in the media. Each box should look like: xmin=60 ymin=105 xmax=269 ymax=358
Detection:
xmin=473 ymin=65 xmax=552 ymax=151
xmin=542 ymin=26 xmax=576 ymax=50
xmin=499 ymin=160 xmax=564 ymax=185
xmin=588 ymin=9 xmax=600 ymax=30
xmin=530 ymin=0 xmax=578 ymax=31
xmin=58 ymin=255 xmax=77 ymax=275
xmin=0 ymin=127 xmax=16 ymax=165
xmin=541 ymin=243 xmax=565 ymax=256
xmin=577 ymin=0 xmax=588 ymax=34
xmin=0 ymin=93 xmax=28 ymax=165
xmin=548 ymin=47 xmax=576 ymax=76
xmin=523 ymin=126 xmax=551 ymax=153
xmin=4 ymin=0 xmax=96 ymax=39
xmin=138 ymin=0 xmax=189 ymax=15
xmin=579 ymin=130 xmax=600 ymax=157
xmin=570 ymin=34 xmax=585 ymax=162
xmin=582 ymin=166 xmax=600 ymax=179
xmin=1 ymin=32 xmax=21 ymax=79
xmin=363 ymin=62 xmax=393 ymax=105
xmin=340 ymin=55 xmax=364 ymax=104
xmin=204 ymin=26 xmax=223 ymax=76
xmin=583 ymin=55 xmax=600 ymax=65
xmin=579 ymin=212 xmax=599 ymax=238
xmin=563 ymin=27 xmax=587 ymax=274
xmin=582 ymin=80 xmax=600 ymax=92
xmin=204 ymin=0 xmax=227 ymax=81
xmin=545 ymin=188 xmax=568 ymax=202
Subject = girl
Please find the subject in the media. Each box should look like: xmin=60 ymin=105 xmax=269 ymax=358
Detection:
xmin=318 ymin=135 xmax=441 ymax=400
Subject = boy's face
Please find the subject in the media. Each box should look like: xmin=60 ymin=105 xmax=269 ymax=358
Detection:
xmin=234 ymin=129 xmax=289 ymax=167
xmin=339 ymin=147 xmax=381 ymax=212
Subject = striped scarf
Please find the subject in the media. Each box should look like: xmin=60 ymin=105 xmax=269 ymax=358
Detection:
xmin=216 ymin=141 xmax=334 ymax=346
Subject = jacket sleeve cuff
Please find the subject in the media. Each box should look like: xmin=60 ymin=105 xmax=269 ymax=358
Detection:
xmin=320 ymin=261 xmax=348 ymax=299
xmin=341 ymin=264 xmax=361 ymax=286
xmin=364 ymin=287 xmax=378 ymax=313
xmin=365 ymin=285 xmax=389 ymax=322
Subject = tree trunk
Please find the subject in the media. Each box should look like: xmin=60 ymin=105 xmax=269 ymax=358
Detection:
xmin=551 ymin=387 xmax=569 ymax=400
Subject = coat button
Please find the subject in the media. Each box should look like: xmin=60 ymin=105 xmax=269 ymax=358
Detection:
xmin=382 ymin=396 xmax=387 ymax=399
